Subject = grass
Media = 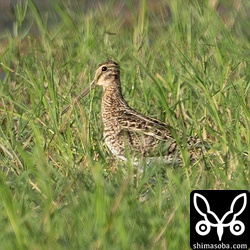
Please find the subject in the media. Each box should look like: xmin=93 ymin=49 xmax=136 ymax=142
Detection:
xmin=0 ymin=0 xmax=249 ymax=249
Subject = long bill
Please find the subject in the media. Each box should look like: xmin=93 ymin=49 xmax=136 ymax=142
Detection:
xmin=61 ymin=81 xmax=95 ymax=116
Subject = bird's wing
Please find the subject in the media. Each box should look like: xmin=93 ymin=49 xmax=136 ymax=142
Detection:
xmin=115 ymin=108 xmax=179 ymax=157
xmin=117 ymin=108 xmax=207 ymax=156
xmin=117 ymin=109 xmax=175 ymax=141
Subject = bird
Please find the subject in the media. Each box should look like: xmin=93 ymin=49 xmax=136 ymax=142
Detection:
xmin=61 ymin=60 xmax=207 ymax=165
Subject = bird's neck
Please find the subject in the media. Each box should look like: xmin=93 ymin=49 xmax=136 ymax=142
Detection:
xmin=101 ymin=80 xmax=128 ymax=118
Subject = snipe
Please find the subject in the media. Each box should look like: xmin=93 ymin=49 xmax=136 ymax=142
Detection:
xmin=62 ymin=60 xmax=206 ymax=165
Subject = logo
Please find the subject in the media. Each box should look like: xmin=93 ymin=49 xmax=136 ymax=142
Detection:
xmin=190 ymin=190 xmax=250 ymax=250
xmin=194 ymin=192 xmax=246 ymax=241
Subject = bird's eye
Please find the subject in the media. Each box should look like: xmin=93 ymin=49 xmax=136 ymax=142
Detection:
xmin=102 ymin=66 xmax=108 ymax=71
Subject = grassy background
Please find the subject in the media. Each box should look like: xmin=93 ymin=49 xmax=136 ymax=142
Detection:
xmin=0 ymin=0 xmax=249 ymax=249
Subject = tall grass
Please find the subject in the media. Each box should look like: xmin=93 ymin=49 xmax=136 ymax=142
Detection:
xmin=0 ymin=0 xmax=249 ymax=249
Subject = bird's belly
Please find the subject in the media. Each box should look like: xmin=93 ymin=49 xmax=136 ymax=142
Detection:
xmin=104 ymin=133 xmax=127 ymax=161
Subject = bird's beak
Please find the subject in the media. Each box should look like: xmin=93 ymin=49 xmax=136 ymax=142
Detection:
xmin=61 ymin=81 xmax=95 ymax=115
xmin=76 ymin=81 xmax=96 ymax=100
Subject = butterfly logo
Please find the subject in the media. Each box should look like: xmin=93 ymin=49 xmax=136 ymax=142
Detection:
xmin=193 ymin=193 xmax=247 ymax=241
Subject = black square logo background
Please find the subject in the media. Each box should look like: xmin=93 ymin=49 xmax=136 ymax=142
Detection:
xmin=190 ymin=190 xmax=250 ymax=249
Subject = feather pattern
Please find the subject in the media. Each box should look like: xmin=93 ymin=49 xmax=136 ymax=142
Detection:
xmin=62 ymin=60 xmax=207 ymax=164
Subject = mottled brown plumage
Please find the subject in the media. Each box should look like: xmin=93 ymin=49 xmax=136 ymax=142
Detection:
xmin=62 ymin=60 xmax=206 ymax=164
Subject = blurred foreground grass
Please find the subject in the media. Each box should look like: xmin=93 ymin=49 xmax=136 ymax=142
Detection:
xmin=0 ymin=0 xmax=249 ymax=249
